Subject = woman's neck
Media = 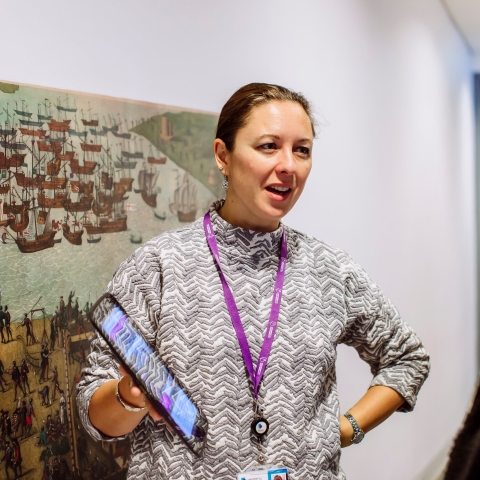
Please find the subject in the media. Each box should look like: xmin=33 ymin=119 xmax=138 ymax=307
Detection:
xmin=217 ymin=197 xmax=280 ymax=233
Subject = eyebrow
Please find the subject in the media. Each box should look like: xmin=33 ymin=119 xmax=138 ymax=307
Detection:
xmin=255 ymin=134 xmax=280 ymax=141
xmin=254 ymin=134 xmax=312 ymax=143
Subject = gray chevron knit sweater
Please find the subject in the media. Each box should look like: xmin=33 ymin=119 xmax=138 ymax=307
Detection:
xmin=77 ymin=201 xmax=430 ymax=480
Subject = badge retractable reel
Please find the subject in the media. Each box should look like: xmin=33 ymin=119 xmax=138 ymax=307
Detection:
xmin=251 ymin=400 xmax=270 ymax=463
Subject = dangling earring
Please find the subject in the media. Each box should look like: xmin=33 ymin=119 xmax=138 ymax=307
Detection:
xmin=222 ymin=175 xmax=229 ymax=190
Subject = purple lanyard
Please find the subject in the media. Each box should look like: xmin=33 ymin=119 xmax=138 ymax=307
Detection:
xmin=203 ymin=212 xmax=287 ymax=399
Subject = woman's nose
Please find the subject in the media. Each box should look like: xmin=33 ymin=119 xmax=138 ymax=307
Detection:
xmin=276 ymin=147 xmax=296 ymax=174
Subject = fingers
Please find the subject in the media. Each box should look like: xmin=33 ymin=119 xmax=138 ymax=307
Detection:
xmin=144 ymin=398 xmax=163 ymax=422
xmin=118 ymin=364 xmax=129 ymax=379
xmin=118 ymin=364 xmax=167 ymax=426
xmin=118 ymin=365 xmax=144 ymax=400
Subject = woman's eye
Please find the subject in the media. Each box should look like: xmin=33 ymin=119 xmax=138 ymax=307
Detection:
xmin=296 ymin=146 xmax=310 ymax=155
xmin=259 ymin=143 xmax=277 ymax=151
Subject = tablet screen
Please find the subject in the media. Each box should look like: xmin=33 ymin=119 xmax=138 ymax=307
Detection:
xmin=101 ymin=304 xmax=198 ymax=439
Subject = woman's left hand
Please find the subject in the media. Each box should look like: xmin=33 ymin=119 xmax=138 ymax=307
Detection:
xmin=339 ymin=386 xmax=406 ymax=448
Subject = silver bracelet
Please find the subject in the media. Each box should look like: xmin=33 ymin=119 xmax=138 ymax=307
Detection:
xmin=115 ymin=378 xmax=147 ymax=412
xmin=343 ymin=412 xmax=365 ymax=444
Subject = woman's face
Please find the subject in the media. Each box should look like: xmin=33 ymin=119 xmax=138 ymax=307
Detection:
xmin=215 ymin=100 xmax=313 ymax=231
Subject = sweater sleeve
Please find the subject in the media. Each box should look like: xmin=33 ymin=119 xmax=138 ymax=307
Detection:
xmin=340 ymin=256 xmax=430 ymax=412
xmin=76 ymin=240 xmax=163 ymax=441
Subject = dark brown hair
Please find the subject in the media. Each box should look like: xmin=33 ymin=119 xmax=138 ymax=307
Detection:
xmin=216 ymin=83 xmax=316 ymax=151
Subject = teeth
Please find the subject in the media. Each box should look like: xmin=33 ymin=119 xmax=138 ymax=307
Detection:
xmin=270 ymin=186 xmax=289 ymax=192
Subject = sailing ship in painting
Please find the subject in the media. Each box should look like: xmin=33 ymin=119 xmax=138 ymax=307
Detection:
xmin=169 ymin=171 xmax=198 ymax=223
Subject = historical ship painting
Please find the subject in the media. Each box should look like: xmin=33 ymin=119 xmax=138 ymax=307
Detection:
xmin=0 ymin=83 xmax=221 ymax=256
xmin=0 ymin=81 xmax=223 ymax=480
xmin=0 ymin=98 xmax=138 ymax=253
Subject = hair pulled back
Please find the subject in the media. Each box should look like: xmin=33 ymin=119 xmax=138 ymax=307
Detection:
xmin=216 ymin=83 xmax=316 ymax=152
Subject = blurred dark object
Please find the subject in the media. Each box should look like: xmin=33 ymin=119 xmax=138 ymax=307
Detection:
xmin=444 ymin=380 xmax=480 ymax=480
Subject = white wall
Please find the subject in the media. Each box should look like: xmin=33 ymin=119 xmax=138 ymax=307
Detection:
xmin=1 ymin=0 xmax=475 ymax=478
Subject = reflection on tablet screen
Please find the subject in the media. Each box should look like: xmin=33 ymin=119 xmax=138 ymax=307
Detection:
xmin=101 ymin=305 xmax=198 ymax=439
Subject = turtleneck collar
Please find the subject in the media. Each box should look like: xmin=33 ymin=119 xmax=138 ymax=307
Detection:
xmin=208 ymin=200 xmax=284 ymax=261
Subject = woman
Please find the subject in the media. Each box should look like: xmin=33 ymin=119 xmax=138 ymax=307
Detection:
xmin=77 ymin=83 xmax=430 ymax=479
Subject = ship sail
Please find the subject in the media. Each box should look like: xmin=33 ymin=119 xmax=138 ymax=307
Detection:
xmin=138 ymin=168 xmax=146 ymax=191
xmin=44 ymin=211 xmax=53 ymax=232
xmin=25 ymin=209 xmax=36 ymax=237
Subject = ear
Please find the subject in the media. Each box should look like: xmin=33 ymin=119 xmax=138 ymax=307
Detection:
xmin=213 ymin=138 xmax=230 ymax=176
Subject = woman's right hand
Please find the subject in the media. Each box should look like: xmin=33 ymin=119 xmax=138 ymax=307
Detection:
xmin=118 ymin=364 xmax=164 ymax=423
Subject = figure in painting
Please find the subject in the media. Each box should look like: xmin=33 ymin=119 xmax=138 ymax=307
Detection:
xmin=78 ymin=347 xmax=87 ymax=370
xmin=18 ymin=401 xmax=27 ymax=438
xmin=50 ymin=316 xmax=58 ymax=351
xmin=65 ymin=333 xmax=74 ymax=365
xmin=59 ymin=296 xmax=66 ymax=330
xmin=0 ymin=358 xmax=8 ymax=392
xmin=73 ymin=297 xmax=79 ymax=320
xmin=0 ymin=411 xmax=5 ymax=448
xmin=1 ymin=410 xmax=12 ymax=443
xmin=37 ymin=426 xmax=48 ymax=446
xmin=10 ymin=407 xmax=20 ymax=439
xmin=12 ymin=438 xmax=22 ymax=479
xmin=84 ymin=301 xmax=91 ymax=321
xmin=19 ymin=313 xmax=35 ymax=346
xmin=59 ymin=393 xmax=66 ymax=426
xmin=37 ymin=385 xmax=50 ymax=406
xmin=51 ymin=365 xmax=61 ymax=401
xmin=20 ymin=359 xmax=30 ymax=395
xmin=4 ymin=307 xmax=13 ymax=342
xmin=66 ymin=291 xmax=75 ymax=324
xmin=7 ymin=361 xmax=25 ymax=401
xmin=25 ymin=398 xmax=35 ymax=437
xmin=76 ymin=310 xmax=86 ymax=337
xmin=51 ymin=456 xmax=60 ymax=479
xmin=41 ymin=460 xmax=50 ymax=480
xmin=0 ymin=306 xmax=6 ymax=344
xmin=59 ymin=456 xmax=70 ymax=480
xmin=0 ymin=440 xmax=15 ymax=480
xmin=39 ymin=344 xmax=50 ymax=383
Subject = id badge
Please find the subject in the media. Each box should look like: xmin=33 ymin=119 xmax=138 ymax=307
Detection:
xmin=237 ymin=464 xmax=288 ymax=480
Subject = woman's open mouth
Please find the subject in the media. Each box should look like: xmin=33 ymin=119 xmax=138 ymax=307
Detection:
xmin=266 ymin=185 xmax=292 ymax=200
